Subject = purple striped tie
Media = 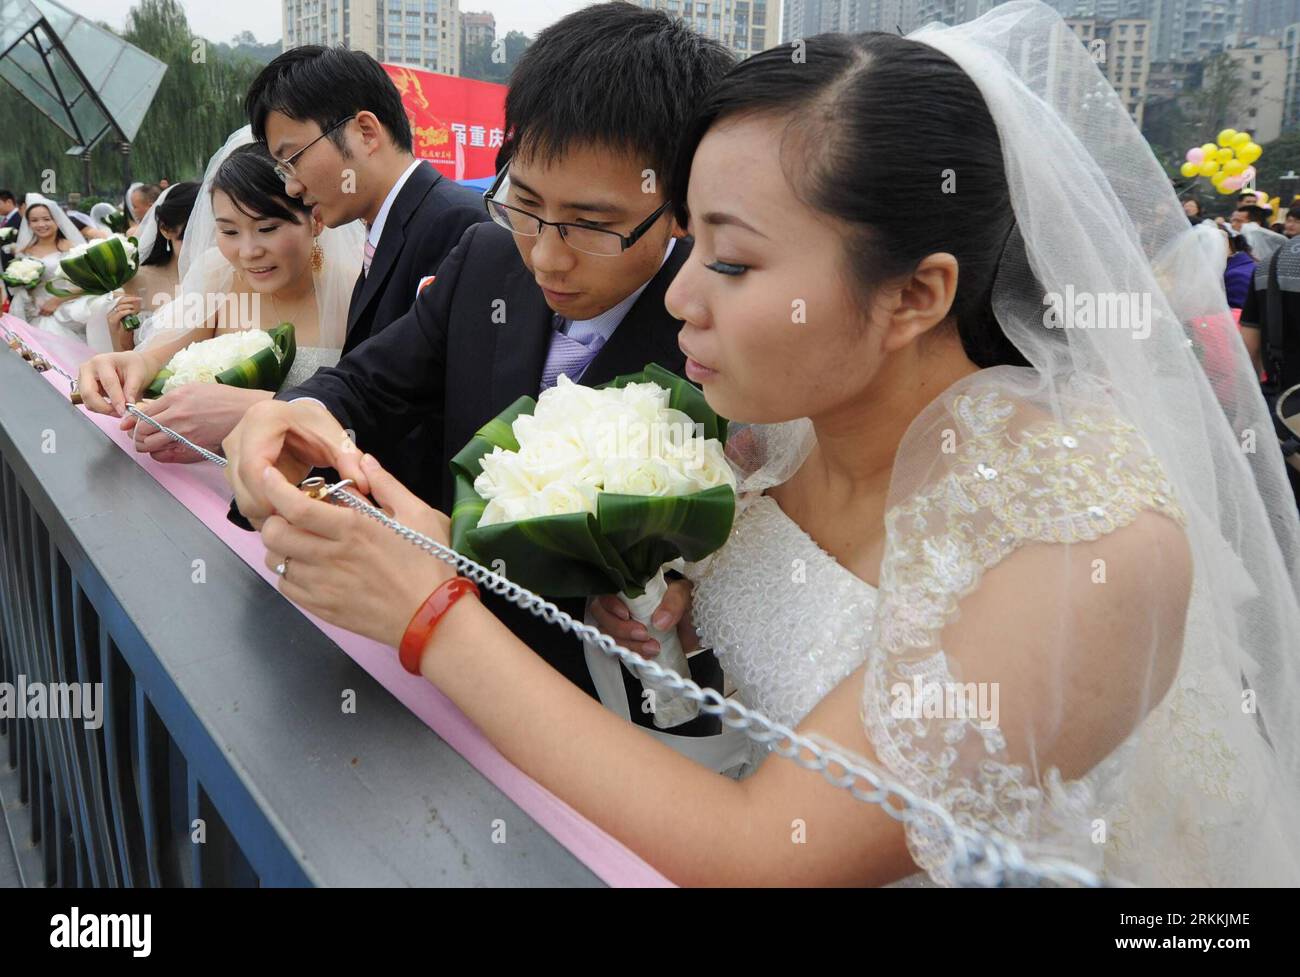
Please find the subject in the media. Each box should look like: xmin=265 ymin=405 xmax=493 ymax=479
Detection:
xmin=539 ymin=319 xmax=602 ymax=393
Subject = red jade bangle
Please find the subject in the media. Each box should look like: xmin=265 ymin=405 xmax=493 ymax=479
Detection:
xmin=399 ymin=577 xmax=480 ymax=674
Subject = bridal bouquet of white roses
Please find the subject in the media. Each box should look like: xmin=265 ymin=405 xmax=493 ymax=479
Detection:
xmin=146 ymin=323 xmax=296 ymax=396
xmin=451 ymin=364 xmax=737 ymax=729
xmin=2 ymin=256 xmax=45 ymax=290
xmin=47 ymin=234 xmax=143 ymax=328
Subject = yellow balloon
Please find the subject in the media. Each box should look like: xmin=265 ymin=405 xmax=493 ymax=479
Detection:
xmin=1240 ymin=142 xmax=1262 ymax=164
xmin=1201 ymin=142 xmax=1218 ymax=157
xmin=1180 ymin=161 xmax=1200 ymax=178
xmin=1212 ymin=171 xmax=1228 ymax=188
xmin=1215 ymin=147 xmax=1234 ymax=163
xmin=1218 ymin=129 xmax=1238 ymax=147
xmin=1223 ymin=159 xmax=1245 ymax=176
xmin=1231 ymin=132 xmax=1252 ymax=149
xmin=1199 ymin=159 xmax=1220 ymax=176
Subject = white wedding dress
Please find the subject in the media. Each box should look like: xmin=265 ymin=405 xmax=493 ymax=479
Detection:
xmin=684 ymin=380 xmax=1298 ymax=886
xmin=10 ymin=252 xmax=96 ymax=341
xmin=690 ymin=494 xmax=877 ymax=778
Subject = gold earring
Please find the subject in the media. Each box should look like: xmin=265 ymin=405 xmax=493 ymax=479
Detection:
xmin=310 ymin=239 xmax=324 ymax=272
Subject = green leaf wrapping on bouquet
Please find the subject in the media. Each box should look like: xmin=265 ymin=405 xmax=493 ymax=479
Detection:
xmin=43 ymin=279 xmax=81 ymax=298
xmin=145 ymin=322 xmax=297 ymax=398
xmin=449 ymin=364 xmax=735 ymax=599
xmin=103 ymin=210 xmax=129 ymax=234
xmin=58 ymin=236 xmax=139 ymax=294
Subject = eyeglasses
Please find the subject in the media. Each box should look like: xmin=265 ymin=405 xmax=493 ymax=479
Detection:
xmin=273 ymin=117 xmax=353 ymax=184
xmin=482 ymin=166 xmax=670 ymax=256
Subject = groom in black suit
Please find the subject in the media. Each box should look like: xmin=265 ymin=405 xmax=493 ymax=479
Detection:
xmin=227 ymin=5 xmax=735 ymax=737
xmin=244 ymin=46 xmax=489 ymax=493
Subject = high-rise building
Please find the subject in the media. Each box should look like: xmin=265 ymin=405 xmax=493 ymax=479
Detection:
xmin=634 ymin=1 xmax=772 ymax=58
xmin=1001 ymin=0 xmax=1241 ymax=61
xmin=461 ymin=9 xmax=495 ymax=52
xmin=283 ymin=0 xmax=461 ymax=76
xmin=1282 ymin=21 xmax=1300 ymax=127
xmin=1247 ymin=0 xmax=1300 ymax=36
xmin=782 ymin=0 xmax=918 ymax=38
xmin=906 ymin=0 xmax=1002 ymax=29
xmin=1067 ymin=16 xmax=1154 ymax=127
xmin=1220 ymin=34 xmax=1287 ymax=141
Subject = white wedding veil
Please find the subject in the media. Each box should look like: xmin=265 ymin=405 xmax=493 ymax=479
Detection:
xmin=134 ymin=182 xmax=177 ymax=265
xmin=88 ymin=202 xmax=116 ymax=230
xmin=138 ymin=126 xmax=364 ymax=349
xmin=15 ymin=192 xmax=86 ymax=252
xmin=728 ymin=1 xmax=1300 ymax=885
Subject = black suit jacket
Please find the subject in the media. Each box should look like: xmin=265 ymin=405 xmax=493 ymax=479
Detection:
xmin=345 ymin=160 xmax=488 ymax=354
xmin=343 ymin=160 xmax=489 ymax=495
xmin=280 ymin=223 xmax=721 ymax=734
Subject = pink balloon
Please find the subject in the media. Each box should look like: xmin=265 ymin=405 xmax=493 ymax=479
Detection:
xmin=1222 ymin=176 xmax=1243 ymax=191
xmin=1187 ymin=147 xmax=1205 ymax=164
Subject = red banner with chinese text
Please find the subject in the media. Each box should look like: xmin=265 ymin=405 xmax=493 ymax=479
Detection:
xmin=382 ymin=63 xmax=507 ymax=182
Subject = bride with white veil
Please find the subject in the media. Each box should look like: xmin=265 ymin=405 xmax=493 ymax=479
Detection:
xmin=7 ymin=192 xmax=90 ymax=339
xmin=226 ymin=1 xmax=1300 ymax=886
xmin=76 ymin=126 xmax=365 ymax=462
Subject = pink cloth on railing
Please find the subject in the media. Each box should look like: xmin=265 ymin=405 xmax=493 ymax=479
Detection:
xmin=1 ymin=314 xmax=672 ymax=888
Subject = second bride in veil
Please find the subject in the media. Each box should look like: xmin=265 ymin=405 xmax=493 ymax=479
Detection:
xmin=76 ymin=127 xmax=364 ymax=462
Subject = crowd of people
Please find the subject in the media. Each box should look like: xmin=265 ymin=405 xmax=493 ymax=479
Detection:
xmin=3 ymin=0 xmax=1300 ymax=887
xmin=1177 ymin=190 xmax=1300 ymax=501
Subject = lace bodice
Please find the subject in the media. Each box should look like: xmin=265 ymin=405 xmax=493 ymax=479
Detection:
xmin=282 ymin=345 xmax=341 ymax=390
xmin=690 ymin=495 xmax=878 ymax=775
xmin=684 ymin=382 xmax=1264 ymax=886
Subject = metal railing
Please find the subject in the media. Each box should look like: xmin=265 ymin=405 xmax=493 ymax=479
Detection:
xmin=0 ymin=342 xmax=602 ymax=887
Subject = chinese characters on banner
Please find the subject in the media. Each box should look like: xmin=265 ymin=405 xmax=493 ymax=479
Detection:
xmin=382 ymin=63 xmax=507 ymax=182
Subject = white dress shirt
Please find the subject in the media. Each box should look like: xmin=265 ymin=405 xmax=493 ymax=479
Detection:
xmin=367 ymin=158 xmax=424 ymax=250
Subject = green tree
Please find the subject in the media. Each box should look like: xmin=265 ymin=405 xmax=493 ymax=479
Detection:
xmin=0 ymin=0 xmax=268 ymax=199
xmin=460 ymin=31 xmax=530 ymax=85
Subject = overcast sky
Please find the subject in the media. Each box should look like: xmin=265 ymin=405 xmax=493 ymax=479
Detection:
xmin=59 ymin=0 xmax=598 ymax=46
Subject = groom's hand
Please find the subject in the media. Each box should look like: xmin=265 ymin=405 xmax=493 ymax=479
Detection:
xmin=224 ymin=398 xmax=369 ymax=528
xmin=591 ymin=579 xmax=699 ymax=659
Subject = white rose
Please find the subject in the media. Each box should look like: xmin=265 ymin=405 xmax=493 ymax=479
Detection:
xmin=617 ymin=380 xmax=671 ymax=414
xmin=532 ymin=375 xmax=607 ymax=430
xmin=534 ymin=479 xmax=598 ymax=517
xmin=602 ymin=457 xmax=679 ymax=497
xmin=475 ymin=446 xmax=545 ymax=499
xmin=479 ymin=494 xmax=535 ymax=527
xmin=513 ymin=427 xmax=598 ymax=488
xmin=477 ymin=480 xmax=596 ymax=527
xmin=675 ymin=438 xmax=737 ymax=491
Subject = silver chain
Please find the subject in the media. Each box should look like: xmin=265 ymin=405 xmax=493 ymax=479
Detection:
xmin=2 ymin=333 xmax=1106 ymax=887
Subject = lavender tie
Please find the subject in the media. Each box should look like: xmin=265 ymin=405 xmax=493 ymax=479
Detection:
xmin=539 ymin=317 xmax=604 ymax=393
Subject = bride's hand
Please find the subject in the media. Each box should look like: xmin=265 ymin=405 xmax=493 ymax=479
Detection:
xmin=591 ymin=579 xmax=699 ymax=658
xmin=260 ymin=453 xmax=457 ymax=648
xmin=122 ymin=385 xmax=273 ymax=459
xmin=77 ymin=350 xmax=153 ymax=415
